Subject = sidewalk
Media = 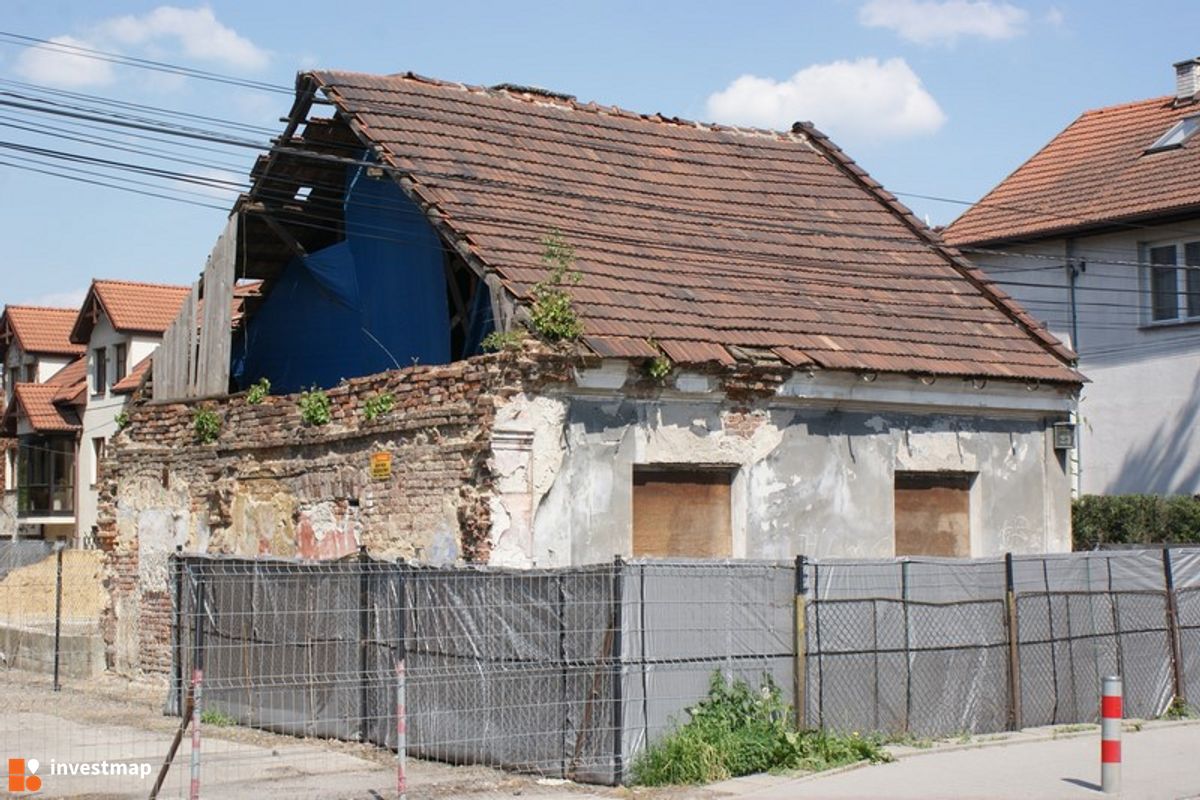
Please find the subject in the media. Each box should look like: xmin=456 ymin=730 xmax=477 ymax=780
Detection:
xmin=712 ymin=720 xmax=1200 ymax=800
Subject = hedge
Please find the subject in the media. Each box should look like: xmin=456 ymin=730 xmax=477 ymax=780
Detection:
xmin=1073 ymin=494 xmax=1200 ymax=549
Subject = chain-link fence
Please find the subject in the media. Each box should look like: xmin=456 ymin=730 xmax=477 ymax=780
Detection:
xmin=166 ymin=554 xmax=792 ymax=793
xmin=0 ymin=541 xmax=106 ymax=683
xmin=802 ymin=548 xmax=1200 ymax=737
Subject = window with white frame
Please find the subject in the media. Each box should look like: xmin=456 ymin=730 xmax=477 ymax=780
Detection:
xmin=1147 ymin=240 xmax=1200 ymax=322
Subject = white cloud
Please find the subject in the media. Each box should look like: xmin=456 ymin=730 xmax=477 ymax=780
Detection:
xmin=1044 ymin=6 xmax=1065 ymax=26
xmin=100 ymin=6 xmax=269 ymax=70
xmin=859 ymin=0 xmax=1029 ymax=45
xmin=13 ymin=35 xmax=116 ymax=88
xmin=705 ymin=58 xmax=946 ymax=144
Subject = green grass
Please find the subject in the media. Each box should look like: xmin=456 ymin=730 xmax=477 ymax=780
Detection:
xmin=631 ymin=673 xmax=892 ymax=786
xmin=199 ymin=708 xmax=237 ymax=727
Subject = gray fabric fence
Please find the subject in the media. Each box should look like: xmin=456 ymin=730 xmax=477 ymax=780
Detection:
xmin=171 ymin=548 xmax=1199 ymax=785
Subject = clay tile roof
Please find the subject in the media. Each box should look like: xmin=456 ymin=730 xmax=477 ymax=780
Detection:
xmin=0 ymin=306 xmax=84 ymax=356
xmin=71 ymin=279 xmax=191 ymax=344
xmin=10 ymin=384 xmax=80 ymax=433
xmin=46 ymin=357 xmax=87 ymax=406
xmin=301 ymin=70 xmax=1079 ymax=384
xmin=112 ymin=354 xmax=151 ymax=394
xmin=944 ymin=96 xmax=1200 ymax=246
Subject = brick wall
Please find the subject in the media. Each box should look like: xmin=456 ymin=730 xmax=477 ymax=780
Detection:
xmin=97 ymin=348 xmax=572 ymax=674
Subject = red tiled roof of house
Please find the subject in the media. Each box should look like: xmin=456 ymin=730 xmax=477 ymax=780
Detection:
xmin=944 ymin=95 xmax=1200 ymax=246
xmin=112 ymin=354 xmax=151 ymax=394
xmin=71 ymin=279 xmax=191 ymax=343
xmin=10 ymin=384 xmax=80 ymax=433
xmin=0 ymin=306 xmax=84 ymax=356
xmin=305 ymin=71 xmax=1078 ymax=383
xmin=46 ymin=357 xmax=87 ymax=406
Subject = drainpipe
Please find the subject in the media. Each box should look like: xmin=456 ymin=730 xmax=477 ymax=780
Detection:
xmin=1066 ymin=239 xmax=1083 ymax=498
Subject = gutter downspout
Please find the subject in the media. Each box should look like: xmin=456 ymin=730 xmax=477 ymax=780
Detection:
xmin=1066 ymin=238 xmax=1083 ymax=498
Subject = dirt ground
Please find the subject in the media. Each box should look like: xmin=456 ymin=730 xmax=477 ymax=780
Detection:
xmin=0 ymin=669 xmax=711 ymax=800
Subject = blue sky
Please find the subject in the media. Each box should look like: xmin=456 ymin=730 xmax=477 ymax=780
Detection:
xmin=1 ymin=0 xmax=1198 ymax=307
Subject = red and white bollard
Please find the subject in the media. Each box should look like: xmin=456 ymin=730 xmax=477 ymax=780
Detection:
xmin=1101 ymin=675 xmax=1121 ymax=794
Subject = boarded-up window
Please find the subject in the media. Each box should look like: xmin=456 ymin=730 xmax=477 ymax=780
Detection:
xmin=632 ymin=467 xmax=733 ymax=557
xmin=894 ymin=472 xmax=973 ymax=558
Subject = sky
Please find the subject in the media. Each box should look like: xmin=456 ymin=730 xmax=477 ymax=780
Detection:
xmin=1 ymin=0 xmax=1199 ymax=308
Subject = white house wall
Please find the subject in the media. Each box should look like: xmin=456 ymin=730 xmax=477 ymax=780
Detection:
xmin=976 ymin=224 xmax=1200 ymax=494
xmin=487 ymin=372 xmax=1073 ymax=567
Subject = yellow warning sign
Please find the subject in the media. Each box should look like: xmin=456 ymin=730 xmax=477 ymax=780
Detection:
xmin=370 ymin=452 xmax=393 ymax=480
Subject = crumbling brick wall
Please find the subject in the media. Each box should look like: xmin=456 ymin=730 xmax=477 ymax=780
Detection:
xmin=96 ymin=349 xmax=571 ymax=675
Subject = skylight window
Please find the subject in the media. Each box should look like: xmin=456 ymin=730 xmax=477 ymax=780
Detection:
xmin=1147 ymin=115 xmax=1200 ymax=152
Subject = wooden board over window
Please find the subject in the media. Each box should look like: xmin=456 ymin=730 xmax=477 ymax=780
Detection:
xmin=632 ymin=467 xmax=733 ymax=558
xmin=894 ymin=472 xmax=973 ymax=558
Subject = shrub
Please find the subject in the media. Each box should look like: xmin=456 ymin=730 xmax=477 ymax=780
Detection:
xmin=200 ymin=707 xmax=237 ymax=727
xmin=529 ymin=231 xmax=583 ymax=342
xmin=631 ymin=673 xmax=891 ymax=786
xmin=298 ymin=387 xmax=332 ymax=426
xmin=1072 ymin=494 xmax=1200 ymax=549
xmin=481 ymin=330 xmax=526 ymax=352
xmin=246 ymin=377 xmax=270 ymax=405
xmin=362 ymin=392 xmax=395 ymax=422
xmin=192 ymin=407 xmax=221 ymax=444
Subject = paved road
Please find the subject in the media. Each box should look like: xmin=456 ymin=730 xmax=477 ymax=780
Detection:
xmin=725 ymin=722 xmax=1200 ymax=800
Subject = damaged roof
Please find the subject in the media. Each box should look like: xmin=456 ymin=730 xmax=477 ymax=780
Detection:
xmin=944 ymin=95 xmax=1200 ymax=246
xmin=294 ymin=70 xmax=1079 ymax=383
xmin=71 ymin=279 xmax=192 ymax=344
xmin=0 ymin=306 xmax=85 ymax=357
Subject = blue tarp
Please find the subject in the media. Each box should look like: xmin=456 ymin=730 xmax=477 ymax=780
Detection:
xmin=234 ymin=164 xmax=452 ymax=393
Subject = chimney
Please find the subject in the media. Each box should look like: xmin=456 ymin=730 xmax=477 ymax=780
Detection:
xmin=1174 ymin=57 xmax=1200 ymax=102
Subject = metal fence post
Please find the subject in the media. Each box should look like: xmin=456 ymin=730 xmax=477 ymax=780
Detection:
xmin=901 ymin=560 xmax=912 ymax=733
xmin=189 ymin=570 xmax=207 ymax=800
xmin=171 ymin=545 xmax=184 ymax=715
xmin=813 ymin=560 xmax=824 ymax=730
xmin=395 ymin=559 xmax=408 ymax=800
xmin=611 ymin=555 xmax=625 ymax=785
xmin=358 ymin=544 xmax=370 ymax=743
xmin=794 ymin=555 xmax=808 ymax=730
xmin=1005 ymin=553 xmax=1022 ymax=730
xmin=1162 ymin=546 xmax=1186 ymax=707
xmin=52 ymin=543 xmax=63 ymax=692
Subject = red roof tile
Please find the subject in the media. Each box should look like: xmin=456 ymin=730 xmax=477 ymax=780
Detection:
xmin=46 ymin=357 xmax=87 ymax=406
xmin=10 ymin=384 xmax=80 ymax=433
xmin=945 ymin=95 xmax=1200 ymax=245
xmin=112 ymin=354 xmax=151 ymax=394
xmin=305 ymin=71 xmax=1079 ymax=384
xmin=0 ymin=306 xmax=84 ymax=356
xmin=71 ymin=280 xmax=191 ymax=343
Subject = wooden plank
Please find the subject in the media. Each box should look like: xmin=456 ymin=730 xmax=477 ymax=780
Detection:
xmin=197 ymin=215 xmax=236 ymax=396
xmin=632 ymin=468 xmax=732 ymax=557
xmin=183 ymin=283 xmax=200 ymax=398
xmin=894 ymin=472 xmax=972 ymax=557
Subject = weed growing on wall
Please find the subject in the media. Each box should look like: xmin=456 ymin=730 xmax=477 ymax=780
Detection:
xmin=298 ymin=387 xmax=332 ymax=426
xmin=632 ymin=673 xmax=891 ymax=785
xmin=362 ymin=392 xmax=395 ymax=421
xmin=645 ymin=340 xmax=673 ymax=381
xmin=114 ymin=409 xmax=130 ymax=430
xmin=529 ymin=231 xmax=583 ymax=342
xmin=192 ymin=407 xmax=221 ymax=444
xmin=480 ymin=330 xmax=525 ymax=352
xmin=246 ymin=377 xmax=271 ymax=405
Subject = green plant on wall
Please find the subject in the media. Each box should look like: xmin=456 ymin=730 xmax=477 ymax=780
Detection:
xmin=114 ymin=409 xmax=130 ymax=430
xmin=192 ymin=407 xmax=221 ymax=444
xmin=246 ymin=377 xmax=270 ymax=405
xmin=645 ymin=339 xmax=672 ymax=381
xmin=529 ymin=231 xmax=583 ymax=342
xmin=362 ymin=392 xmax=395 ymax=421
xmin=298 ymin=387 xmax=332 ymax=426
xmin=480 ymin=330 xmax=525 ymax=352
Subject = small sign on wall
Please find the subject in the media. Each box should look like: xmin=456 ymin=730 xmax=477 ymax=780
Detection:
xmin=370 ymin=451 xmax=393 ymax=480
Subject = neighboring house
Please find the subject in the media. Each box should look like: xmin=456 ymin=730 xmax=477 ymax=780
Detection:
xmin=0 ymin=306 xmax=84 ymax=540
xmin=944 ymin=58 xmax=1200 ymax=496
xmin=0 ymin=282 xmax=189 ymax=543
xmin=69 ymin=280 xmax=190 ymax=542
xmin=111 ymin=69 xmax=1082 ymax=585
